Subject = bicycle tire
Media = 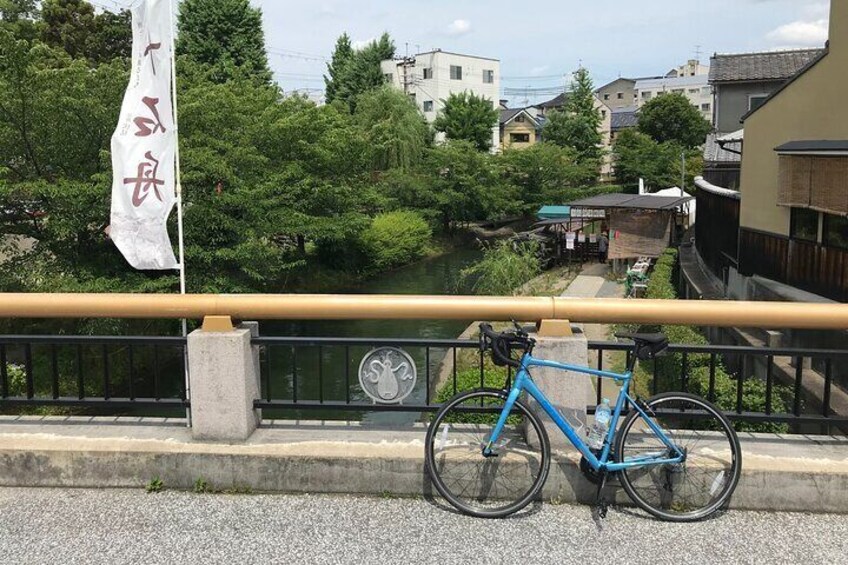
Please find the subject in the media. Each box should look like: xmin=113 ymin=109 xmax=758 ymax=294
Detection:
xmin=615 ymin=392 xmax=742 ymax=522
xmin=425 ymin=388 xmax=550 ymax=518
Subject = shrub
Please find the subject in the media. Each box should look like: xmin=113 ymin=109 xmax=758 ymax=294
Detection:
xmin=460 ymin=240 xmax=541 ymax=296
xmin=360 ymin=210 xmax=432 ymax=271
xmin=434 ymin=367 xmax=518 ymax=425
xmin=636 ymin=247 xmax=791 ymax=432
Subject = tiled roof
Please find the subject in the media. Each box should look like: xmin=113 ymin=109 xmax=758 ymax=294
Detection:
xmin=611 ymin=109 xmax=639 ymax=131
xmin=535 ymin=93 xmax=567 ymax=109
xmin=499 ymin=108 xmax=522 ymax=125
xmin=709 ymin=48 xmax=825 ymax=82
xmin=703 ymin=133 xmax=742 ymax=163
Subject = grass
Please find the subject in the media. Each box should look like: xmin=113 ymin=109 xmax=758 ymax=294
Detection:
xmin=145 ymin=477 xmax=164 ymax=493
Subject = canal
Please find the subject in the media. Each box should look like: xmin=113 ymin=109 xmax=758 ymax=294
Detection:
xmin=262 ymin=248 xmax=483 ymax=423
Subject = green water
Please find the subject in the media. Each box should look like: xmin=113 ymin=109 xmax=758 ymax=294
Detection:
xmin=262 ymin=248 xmax=483 ymax=424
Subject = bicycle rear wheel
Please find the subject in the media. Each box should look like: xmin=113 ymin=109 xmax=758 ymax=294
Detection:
xmin=425 ymin=388 xmax=550 ymax=518
xmin=615 ymin=392 xmax=741 ymax=522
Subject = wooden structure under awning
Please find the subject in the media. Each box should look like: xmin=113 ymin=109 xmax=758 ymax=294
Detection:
xmin=567 ymin=193 xmax=693 ymax=260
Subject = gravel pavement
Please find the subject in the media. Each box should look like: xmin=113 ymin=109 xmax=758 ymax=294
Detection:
xmin=0 ymin=488 xmax=845 ymax=564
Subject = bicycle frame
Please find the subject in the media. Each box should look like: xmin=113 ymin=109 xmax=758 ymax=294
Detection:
xmin=485 ymin=352 xmax=684 ymax=472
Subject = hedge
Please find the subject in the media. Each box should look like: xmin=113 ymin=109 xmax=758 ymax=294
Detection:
xmin=639 ymin=248 xmax=791 ymax=432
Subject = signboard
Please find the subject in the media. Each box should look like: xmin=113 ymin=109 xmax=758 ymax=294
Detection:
xmin=570 ymin=207 xmax=607 ymax=219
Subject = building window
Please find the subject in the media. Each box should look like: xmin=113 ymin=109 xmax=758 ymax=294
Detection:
xmin=515 ymin=114 xmax=525 ymax=122
xmin=483 ymin=69 xmax=494 ymax=83
xmin=641 ymin=91 xmax=652 ymax=100
xmin=510 ymin=133 xmax=531 ymax=143
xmin=790 ymin=208 xmax=819 ymax=242
xmin=423 ymin=67 xmax=433 ymax=80
xmin=616 ymin=92 xmax=624 ymax=100
xmin=688 ymin=88 xmax=700 ymax=94
xmin=672 ymin=88 xmax=684 ymax=94
xmin=749 ymin=94 xmax=768 ymax=111
xmin=603 ymin=93 xmax=610 ymax=101
xmin=383 ymin=73 xmax=393 ymax=83
xmin=423 ymin=100 xmax=434 ymax=112
xmin=701 ymin=103 xmax=711 ymax=112
xmin=450 ymin=65 xmax=462 ymax=80
xmin=824 ymin=214 xmax=848 ymax=249
xmin=601 ymin=110 xmax=607 ymax=119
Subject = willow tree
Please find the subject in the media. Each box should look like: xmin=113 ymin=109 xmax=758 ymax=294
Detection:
xmin=354 ymin=85 xmax=431 ymax=172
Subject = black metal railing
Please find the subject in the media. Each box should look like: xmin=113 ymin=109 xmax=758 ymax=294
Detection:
xmin=0 ymin=335 xmax=189 ymax=413
xmin=253 ymin=336 xmax=848 ymax=433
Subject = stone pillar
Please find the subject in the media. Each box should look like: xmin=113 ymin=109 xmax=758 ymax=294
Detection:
xmin=525 ymin=328 xmax=594 ymax=448
xmin=187 ymin=323 xmax=261 ymax=441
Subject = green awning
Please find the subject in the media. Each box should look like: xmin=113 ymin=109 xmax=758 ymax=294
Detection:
xmin=537 ymin=206 xmax=571 ymax=220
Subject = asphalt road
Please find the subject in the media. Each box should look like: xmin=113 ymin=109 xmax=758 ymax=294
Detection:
xmin=0 ymin=488 xmax=844 ymax=564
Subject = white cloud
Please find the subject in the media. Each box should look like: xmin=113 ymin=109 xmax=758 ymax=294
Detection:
xmin=766 ymin=18 xmax=829 ymax=46
xmin=446 ymin=19 xmax=472 ymax=36
xmin=352 ymin=37 xmax=377 ymax=50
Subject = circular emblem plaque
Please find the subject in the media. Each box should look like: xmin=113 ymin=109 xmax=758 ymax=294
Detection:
xmin=358 ymin=347 xmax=417 ymax=404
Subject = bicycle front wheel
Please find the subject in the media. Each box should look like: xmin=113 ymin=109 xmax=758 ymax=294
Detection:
xmin=615 ymin=392 xmax=742 ymax=522
xmin=425 ymin=388 xmax=550 ymax=518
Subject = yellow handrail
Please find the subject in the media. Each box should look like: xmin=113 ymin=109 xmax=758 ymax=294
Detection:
xmin=0 ymin=293 xmax=846 ymax=329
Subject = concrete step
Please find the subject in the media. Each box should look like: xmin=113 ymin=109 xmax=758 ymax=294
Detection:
xmin=0 ymin=416 xmax=845 ymax=513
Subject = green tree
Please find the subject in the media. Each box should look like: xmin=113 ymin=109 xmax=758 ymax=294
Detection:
xmin=541 ymin=68 xmax=602 ymax=170
xmin=354 ymin=85 xmax=431 ymax=172
xmin=637 ymin=92 xmax=711 ymax=149
xmin=0 ymin=0 xmax=41 ymax=42
xmin=612 ymin=129 xmax=701 ymax=190
xmin=177 ymin=0 xmax=272 ymax=84
xmin=361 ymin=210 xmax=432 ymax=270
xmin=32 ymin=1 xmax=131 ymax=63
xmin=324 ymin=33 xmax=353 ymax=104
xmin=496 ymin=142 xmax=598 ymax=214
xmin=425 ymin=141 xmax=513 ymax=229
xmin=332 ymin=32 xmax=394 ymax=112
xmin=433 ymin=91 xmax=498 ymax=151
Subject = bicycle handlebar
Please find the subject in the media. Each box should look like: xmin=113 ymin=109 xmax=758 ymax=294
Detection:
xmin=479 ymin=323 xmax=533 ymax=368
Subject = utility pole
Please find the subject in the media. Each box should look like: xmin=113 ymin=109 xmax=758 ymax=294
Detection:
xmin=681 ymin=151 xmax=686 ymax=193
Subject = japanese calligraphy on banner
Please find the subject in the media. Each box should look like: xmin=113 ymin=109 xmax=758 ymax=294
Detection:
xmin=110 ymin=0 xmax=178 ymax=270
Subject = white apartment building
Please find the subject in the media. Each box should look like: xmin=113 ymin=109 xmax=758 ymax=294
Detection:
xmin=635 ymin=74 xmax=712 ymax=121
xmin=380 ymin=49 xmax=501 ymax=149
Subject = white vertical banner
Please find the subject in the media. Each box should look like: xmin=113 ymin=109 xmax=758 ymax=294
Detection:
xmin=110 ymin=0 xmax=179 ymax=270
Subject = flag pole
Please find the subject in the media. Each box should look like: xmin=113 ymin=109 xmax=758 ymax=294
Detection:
xmin=168 ymin=0 xmax=190 ymax=426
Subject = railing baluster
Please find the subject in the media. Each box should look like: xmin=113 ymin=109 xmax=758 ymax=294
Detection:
xmin=318 ymin=346 xmax=324 ymax=404
xmin=765 ymin=355 xmax=773 ymax=415
xmin=102 ymin=344 xmax=110 ymax=400
xmin=452 ymin=348 xmax=457 ymax=396
xmin=708 ymin=353 xmax=716 ymax=403
xmin=128 ymin=345 xmax=135 ymax=401
xmin=793 ymin=356 xmax=803 ymax=416
xmin=51 ymin=344 xmax=59 ymax=399
xmin=77 ymin=345 xmax=85 ymax=399
xmin=24 ymin=344 xmax=34 ymax=399
xmin=153 ymin=345 xmax=161 ymax=400
xmin=680 ymin=352 xmax=688 ymax=392
xmin=344 ymin=346 xmax=351 ymax=404
xmin=265 ymin=346 xmax=272 ymax=402
xmin=291 ymin=346 xmax=298 ymax=403
xmin=823 ymin=358 xmax=832 ymax=418
xmin=651 ymin=356 xmax=658 ymax=395
xmin=425 ymin=347 xmax=431 ymax=405
xmin=596 ymin=347 xmax=603 ymax=405
xmin=735 ymin=355 xmax=744 ymax=414
xmin=0 ymin=343 xmax=8 ymax=398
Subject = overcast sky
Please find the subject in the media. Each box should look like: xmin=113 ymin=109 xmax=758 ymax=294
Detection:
xmin=254 ymin=0 xmax=830 ymax=104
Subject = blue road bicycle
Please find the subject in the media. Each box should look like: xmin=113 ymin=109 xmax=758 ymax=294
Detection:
xmin=425 ymin=323 xmax=741 ymax=522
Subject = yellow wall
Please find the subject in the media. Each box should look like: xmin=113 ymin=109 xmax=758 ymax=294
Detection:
xmin=501 ymin=121 xmax=538 ymax=150
xmin=740 ymin=2 xmax=848 ymax=235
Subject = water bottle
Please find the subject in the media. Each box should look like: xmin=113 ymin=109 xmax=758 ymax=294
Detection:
xmin=587 ymin=398 xmax=612 ymax=450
